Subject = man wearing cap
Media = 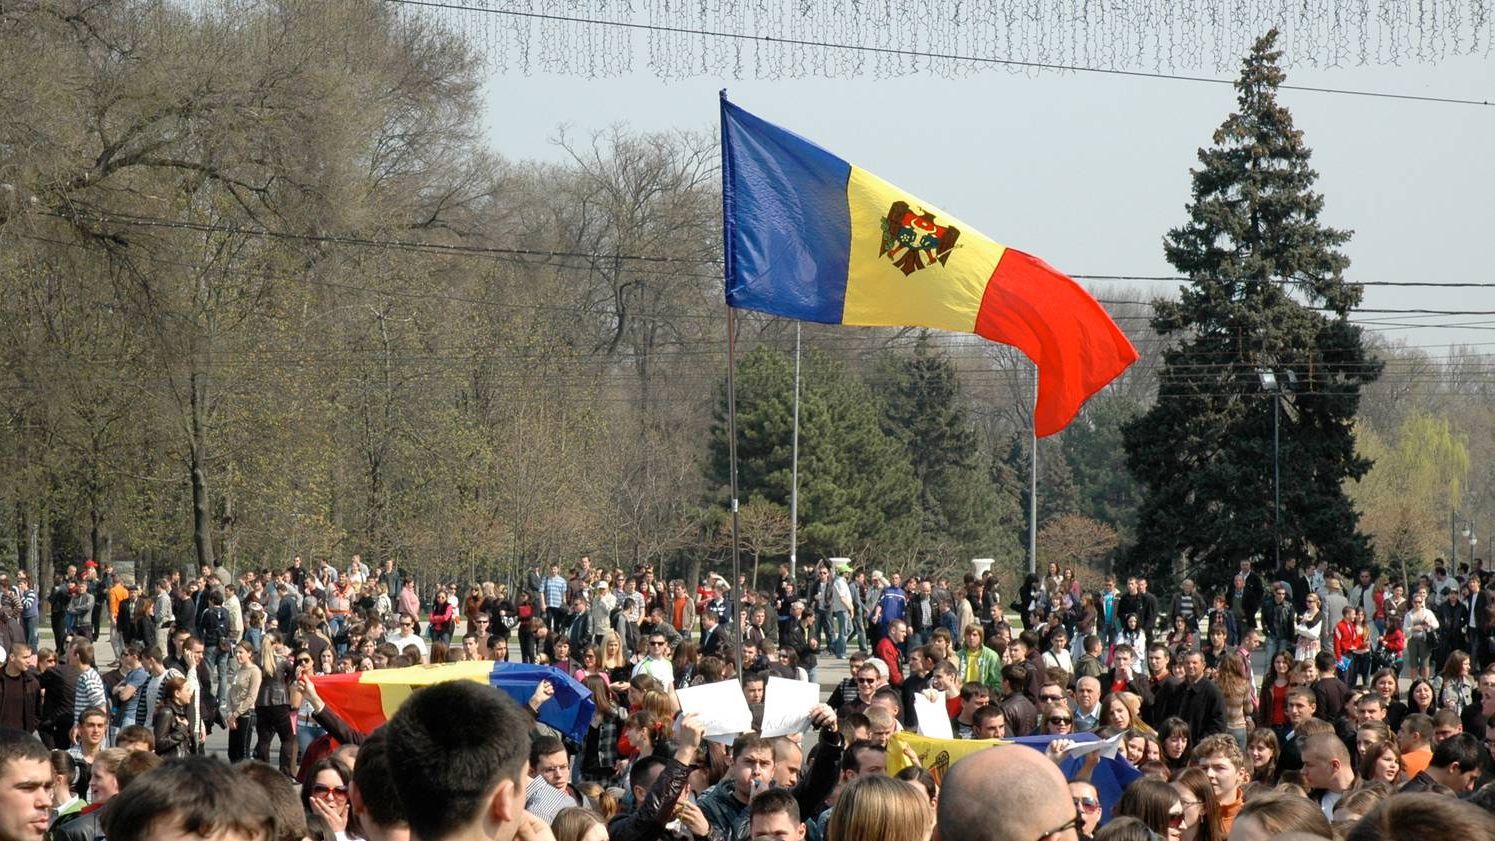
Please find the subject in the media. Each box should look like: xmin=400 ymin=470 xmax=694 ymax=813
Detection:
xmin=831 ymin=562 xmax=854 ymax=659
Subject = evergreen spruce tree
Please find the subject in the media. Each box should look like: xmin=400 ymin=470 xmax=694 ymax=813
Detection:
xmin=708 ymin=346 xmax=920 ymax=563
xmin=877 ymin=334 xmax=1015 ymax=562
xmin=1122 ymin=29 xmax=1381 ymax=586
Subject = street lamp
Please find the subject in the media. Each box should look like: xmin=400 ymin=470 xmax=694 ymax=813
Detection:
xmin=1259 ymin=368 xmax=1296 ymax=569
xmin=1452 ymin=512 xmax=1477 ymax=569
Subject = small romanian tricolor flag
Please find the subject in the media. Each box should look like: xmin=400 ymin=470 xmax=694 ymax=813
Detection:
xmin=720 ymin=94 xmax=1138 ymax=437
xmin=311 ymin=661 xmax=595 ymax=741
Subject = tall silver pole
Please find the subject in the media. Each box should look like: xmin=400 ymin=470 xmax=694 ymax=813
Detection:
xmin=1028 ymin=369 xmax=1038 ymax=575
xmin=726 ymin=305 xmax=743 ymax=682
xmin=789 ymin=323 xmax=801 ymax=582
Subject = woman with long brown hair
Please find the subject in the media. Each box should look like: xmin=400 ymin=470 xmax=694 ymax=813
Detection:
xmin=1214 ymin=651 xmax=1253 ymax=750
xmin=1172 ymin=767 xmax=1222 ymax=841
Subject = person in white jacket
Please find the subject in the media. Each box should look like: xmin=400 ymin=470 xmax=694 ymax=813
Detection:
xmin=1402 ymin=589 xmax=1441 ymax=679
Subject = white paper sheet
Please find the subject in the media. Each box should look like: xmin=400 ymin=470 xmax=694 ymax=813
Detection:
xmin=760 ymin=676 xmax=820 ymax=738
xmin=913 ymin=692 xmax=954 ymax=739
xmin=1060 ymin=732 xmax=1124 ymax=760
xmin=675 ymin=679 xmax=754 ymax=741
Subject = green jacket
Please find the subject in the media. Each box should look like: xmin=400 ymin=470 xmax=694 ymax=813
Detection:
xmin=958 ymin=645 xmax=1004 ymax=690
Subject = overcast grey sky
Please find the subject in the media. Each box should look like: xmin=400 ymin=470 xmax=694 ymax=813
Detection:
xmin=481 ymin=49 xmax=1493 ymax=355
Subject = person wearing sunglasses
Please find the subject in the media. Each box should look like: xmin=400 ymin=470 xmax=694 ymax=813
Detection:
xmin=300 ymin=757 xmax=353 ymax=838
xmin=1041 ymin=702 xmax=1075 ymax=735
xmin=938 ymin=744 xmax=1083 ymax=841
xmin=1068 ymin=780 xmax=1104 ymax=839
xmin=1116 ymin=778 xmax=1185 ymax=841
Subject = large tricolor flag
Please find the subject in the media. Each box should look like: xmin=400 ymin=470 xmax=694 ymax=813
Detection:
xmin=311 ymin=661 xmax=595 ymax=742
xmin=721 ymin=94 xmax=1138 ymax=436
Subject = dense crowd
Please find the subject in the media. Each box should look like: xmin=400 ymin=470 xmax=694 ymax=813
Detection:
xmin=4 ymin=552 xmax=1495 ymax=841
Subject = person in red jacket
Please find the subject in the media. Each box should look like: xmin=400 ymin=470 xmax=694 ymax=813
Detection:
xmin=875 ymin=619 xmax=907 ymax=686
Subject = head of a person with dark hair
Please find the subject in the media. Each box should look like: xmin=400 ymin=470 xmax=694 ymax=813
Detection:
xmin=0 ymin=728 xmax=51 ymax=841
xmin=384 ymin=680 xmax=532 ymax=841
xmin=937 ymin=744 xmax=1079 ymax=841
xmin=749 ymin=787 xmax=805 ymax=840
xmin=351 ymin=731 xmax=409 ymax=841
xmin=100 ymin=756 xmax=275 ymax=841
xmin=1343 ymin=791 xmax=1495 ymax=840
xmin=235 ymin=760 xmax=309 ymax=841
xmin=1421 ymin=732 xmax=1484 ymax=793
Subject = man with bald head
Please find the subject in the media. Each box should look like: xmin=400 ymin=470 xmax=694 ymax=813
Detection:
xmin=936 ymin=744 xmax=1079 ymax=841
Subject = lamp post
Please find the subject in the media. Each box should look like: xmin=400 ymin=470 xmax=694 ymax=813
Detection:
xmin=1452 ymin=512 xmax=1477 ymax=569
xmin=1259 ymin=369 xmax=1296 ymax=569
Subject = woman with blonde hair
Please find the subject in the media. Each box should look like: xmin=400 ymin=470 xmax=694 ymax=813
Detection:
xmin=828 ymin=773 xmax=933 ymax=841
xmin=600 ymin=630 xmax=629 ymax=677
xmin=551 ymin=806 xmax=608 ymax=841
xmin=1101 ymin=691 xmax=1154 ymax=736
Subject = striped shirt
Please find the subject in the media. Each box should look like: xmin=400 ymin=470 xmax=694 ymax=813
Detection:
xmin=73 ymin=668 xmax=107 ymax=723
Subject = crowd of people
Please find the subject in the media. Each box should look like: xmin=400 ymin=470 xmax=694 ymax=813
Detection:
xmin=4 ymin=552 xmax=1495 ymax=841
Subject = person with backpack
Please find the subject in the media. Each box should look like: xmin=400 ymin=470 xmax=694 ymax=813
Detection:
xmin=197 ymin=588 xmax=233 ymax=725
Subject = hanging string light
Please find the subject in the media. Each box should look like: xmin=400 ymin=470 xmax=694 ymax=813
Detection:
xmin=379 ymin=0 xmax=1493 ymax=80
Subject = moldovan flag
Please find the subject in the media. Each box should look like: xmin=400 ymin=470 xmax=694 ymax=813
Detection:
xmin=889 ymin=731 xmax=1141 ymax=824
xmin=311 ymin=661 xmax=595 ymax=742
xmin=720 ymin=94 xmax=1138 ymax=436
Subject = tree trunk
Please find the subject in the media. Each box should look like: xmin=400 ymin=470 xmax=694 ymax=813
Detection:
xmin=190 ymin=369 xmax=216 ymax=570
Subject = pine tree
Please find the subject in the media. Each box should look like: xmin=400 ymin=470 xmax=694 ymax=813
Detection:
xmin=1122 ymin=29 xmax=1381 ymax=587
xmin=708 ymin=346 xmax=920 ymax=563
xmin=876 ymin=334 xmax=1015 ymax=561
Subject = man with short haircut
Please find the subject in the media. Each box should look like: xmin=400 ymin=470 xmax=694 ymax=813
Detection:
xmin=938 ymin=744 xmax=1080 ymax=841
xmin=1192 ymin=734 xmax=1249 ymax=832
xmin=1070 ymin=675 xmax=1103 ymax=731
xmin=1432 ymin=709 xmax=1464 ymax=744
xmin=632 ymin=633 xmax=675 ymax=686
xmin=748 ymin=789 xmax=805 ymax=841
xmin=524 ymin=734 xmax=581 ymax=822
xmin=67 ymin=708 xmax=108 ymax=797
xmin=383 ymin=680 xmax=539 ymax=841
xmin=971 ymin=704 xmax=1006 ymax=740
xmin=874 ymin=620 xmax=907 ymax=686
xmin=0 ymin=728 xmax=51 ymax=841
xmin=101 ymin=756 xmax=273 ymax=841
xmin=1143 ymin=643 xmax=1179 ymax=727
xmin=1300 ymin=732 xmax=1357 ymax=820
xmin=1279 ymin=686 xmax=1317 ymax=772
xmin=0 ymin=644 xmax=40 ymax=734
xmin=699 ymin=703 xmax=841 ymax=841
xmin=998 ymin=663 xmax=1037 ymax=737
xmin=1398 ymin=712 xmax=1436 ymax=778
xmin=68 ymin=643 xmax=105 ymax=737
xmin=384 ymin=613 xmax=428 ymax=661
xmin=1400 ymin=732 xmax=1484 ymax=794
xmin=1459 ymin=667 xmax=1495 ymax=739
xmin=950 ymin=678 xmax=987 ymax=738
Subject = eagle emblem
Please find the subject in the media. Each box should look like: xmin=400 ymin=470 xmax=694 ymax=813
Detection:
xmin=879 ymin=201 xmax=960 ymax=276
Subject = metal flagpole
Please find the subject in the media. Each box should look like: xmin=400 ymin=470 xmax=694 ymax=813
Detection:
xmin=789 ymin=323 xmax=801 ymax=582
xmin=727 ymin=305 xmax=744 ymax=682
xmin=1028 ymin=368 xmax=1038 ymax=575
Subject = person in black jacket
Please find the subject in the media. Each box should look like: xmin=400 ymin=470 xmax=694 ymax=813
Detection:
xmin=0 ymin=641 xmax=41 ymax=734
xmin=37 ymin=651 xmax=78 ymax=749
xmin=154 ymin=675 xmax=198 ymax=758
xmin=1173 ymin=650 xmax=1227 ymax=740
xmin=607 ymin=714 xmax=710 ymax=841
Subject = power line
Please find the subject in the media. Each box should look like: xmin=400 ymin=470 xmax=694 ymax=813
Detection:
xmin=31 ymin=215 xmax=1495 ymax=317
xmin=381 ymin=0 xmax=1495 ymax=108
